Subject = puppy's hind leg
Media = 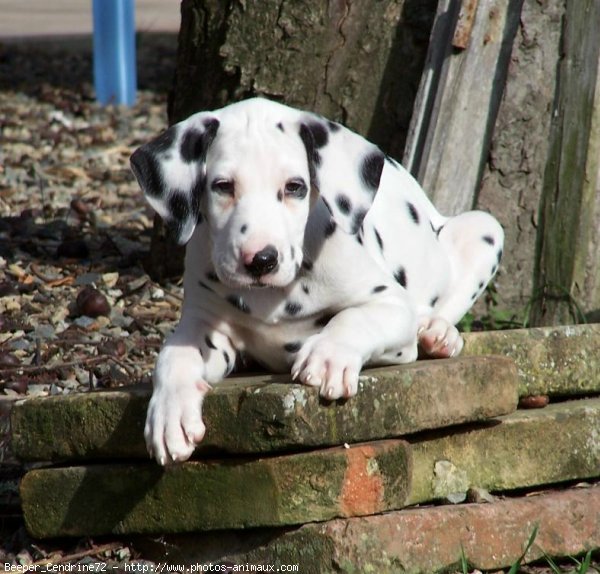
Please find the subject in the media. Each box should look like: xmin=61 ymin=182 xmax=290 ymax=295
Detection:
xmin=419 ymin=211 xmax=504 ymax=359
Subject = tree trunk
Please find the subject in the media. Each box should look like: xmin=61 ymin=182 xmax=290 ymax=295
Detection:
xmin=147 ymin=0 xmax=436 ymax=280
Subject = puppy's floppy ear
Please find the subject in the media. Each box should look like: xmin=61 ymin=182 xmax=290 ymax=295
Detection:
xmin=298 ymin=116 xmax=385 ymax=234
xmin=130 ymin=113 xmax=219 ymax=245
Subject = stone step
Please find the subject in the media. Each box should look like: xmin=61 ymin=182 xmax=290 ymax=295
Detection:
xmin=153 ymin=485 xmax=599 ymax=574
xmin=21 ymin=439 xmax=412 ymax=539
xmin=11 ymin=355 xmax=518 ymax=462
xmin=462 ymin=323 xmax=600 ymax=396
xmin=19 ymin=398 xmax=600 ymax=538
xmin=409 ymin=397 xmax=600 ymax=504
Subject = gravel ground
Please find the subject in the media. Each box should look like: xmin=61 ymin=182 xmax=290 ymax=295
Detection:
xmin=0 ymin=34 xmax=598 ymax=574
xmin=0 ymin=35 xmax=177 ymax=403
xmin=0 ymin=33 xmax=183 ymax=568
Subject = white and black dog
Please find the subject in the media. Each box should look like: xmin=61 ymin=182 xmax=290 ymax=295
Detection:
xmin=131 ymin=98 xmax=504 ymax=465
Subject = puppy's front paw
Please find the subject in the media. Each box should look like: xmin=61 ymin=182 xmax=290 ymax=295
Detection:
xmin=145 ymin=377 xmax=210 ymax=466
xmin=291 ymin=335 xmax=362 ymax=400
xmin=418 ymin=317 xmax=464 ymax=359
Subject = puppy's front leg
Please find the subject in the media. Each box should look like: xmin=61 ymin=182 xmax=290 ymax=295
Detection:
xmin=145 ymin=314 xmax=235 ymax=465
xmin=292 ymin=297 xmax=418 ymax=400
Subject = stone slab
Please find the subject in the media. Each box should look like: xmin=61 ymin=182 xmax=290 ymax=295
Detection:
xmin=462 ymin=323 xmax=600 ymax=395
xmin=20 ymin=439 xmax=411 ymax=539
xmin=10 ymin=355 xmax=518 ymax=462
xmin=19 ymin=398 xmax=600 ymax=539
xmin=409 ymin=397 xmax=600 ymax=504
xmin=161 ymin=485 xmax=600 ymax=574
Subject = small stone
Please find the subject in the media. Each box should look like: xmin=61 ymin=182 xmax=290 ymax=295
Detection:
xmin=519 ymin=395 xmax=550 ymax=409
xmin=98 ymin=339 xmax=127 ymax=357
xmin=467 ymin=487 xmax=497 ymax=504
xmin=0 ymin=351 xmax=20 ymax=367
xmin=150 ymin=287 xmax=165 ymax=300
xmin=75 ymin=272 xmax=102 ymax=286
xmin=102 ymin=272 xmax=119 ymax=288
xmin=7 ymin=379 xmax=29 ymax=394
xmin=49 ymin=384 xmax=63 ymax=396
xmin=76 ymin=285 xmax=111 ymax=318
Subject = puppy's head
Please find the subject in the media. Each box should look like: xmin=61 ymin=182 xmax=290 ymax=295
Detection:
xmin=131 ymin=98 xmax=385 ymax=288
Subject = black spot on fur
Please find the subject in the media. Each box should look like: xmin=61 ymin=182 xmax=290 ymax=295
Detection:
xmin=180 ymin=129 xmax=204 ymax=163
xmin=407 ymin=202 xmax=420 ymax=225
xmin=471 ymin=291 xmax=478 ymax=300
xmin=205 ymin=335 xmax=217 ymax=350
xmin=284 ymin=341 xmax=302 ymax=353
xmin=302 ymin=283 xmax=310 ymax=295
xmin=277 ymin=190 xmax=283 ymax=202
xmin=360 ymin=151 xmax=385 ymax=191
xmin=285 ymin=301 xmax=303 ymax=316
xmin=321 ymin=197 xmax=333 ymax=215
xmin=497 ymin=249 xmax=503 ymax=263
xmin=374 ymin=227 xmax=384 ymax=251
xmin=492 ymin=264 xmax=498 ymax=275
xmin=324 ymin=218 xmax=337 ymax=238
xmin=226 ymin=294 xmax=251 ymax=314
xmin=302 ymin=259 xmax=314 ymax=272
xmin=240 ymin=224 xmax=248 ymax=234
xmin=372 ymin=285 xmax=388 ymax=294
xmin=168 ymin=192 xmax=191 ymax=221
xmin=276 ymin=122 xmax=284 ymax=132
xmin=483 ymin=235 xmax=495 ymax=246
xmin=351 ymin=209 xmax=368 ymax=234
xmin=430 ymin=295 xmax=439 ymax=307
xmin=336 ymin=193 xmax=352 ymax=215
xmin=306 ymin=121 xmax=329 ymax=148
xmin=396 ymin=351 xmax=403 ymax=357
xmin=356 ymin=233 xmax=364 ymax=245
xmin=180 ymin=119 xmax=220 ymax=164
xmin=394 ymin=267 xmax=407 ymax=288
xmin=314 ymin=314 xmax=334 ymax=328
xmin=206 ymin=270 xmax=219 ymax=282
xmin=479 ymin=281 xmax=484 ymax=289
xmin=299 ymin=123 xmax=320 ymax=189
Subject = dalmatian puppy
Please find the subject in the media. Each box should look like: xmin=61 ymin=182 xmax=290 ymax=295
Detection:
xmin=131 ymin=97 xmax=504 ymax=465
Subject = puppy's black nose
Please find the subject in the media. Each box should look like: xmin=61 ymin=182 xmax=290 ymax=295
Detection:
xmin=245 ymin=245 xmax=279 ymax=277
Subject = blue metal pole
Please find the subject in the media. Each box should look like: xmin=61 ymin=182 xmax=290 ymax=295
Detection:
xmin=92 ymin=0 xmax=137 ymax=106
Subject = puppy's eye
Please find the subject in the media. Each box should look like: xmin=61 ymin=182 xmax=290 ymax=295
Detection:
xmin=211 ymin=179 xmax=234 ymax=196
xmin=284 ymin=178 xmax=308 ymax=199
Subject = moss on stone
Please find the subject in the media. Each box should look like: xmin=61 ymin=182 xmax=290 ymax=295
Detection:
xmin=12 ymin=356 xmax=517 ymax=462
xmin=462 ymin=324 xmax=600 ymax=395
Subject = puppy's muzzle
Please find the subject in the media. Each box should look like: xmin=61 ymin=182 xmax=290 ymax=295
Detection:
xmin=244 ymin=245 xmax=279 ymax=277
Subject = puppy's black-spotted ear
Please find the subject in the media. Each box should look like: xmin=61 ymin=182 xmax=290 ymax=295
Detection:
xmin=130 ymin=113 xmax=219 ymax=245
xmin=298 ymin=116 xmax=385 ymax=234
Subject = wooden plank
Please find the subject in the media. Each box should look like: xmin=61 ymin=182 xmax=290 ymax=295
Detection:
xmin=403 ymin=0 xmax=522 ymax=215
xmin=531 ymin=0 xmax=600 ymax=325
